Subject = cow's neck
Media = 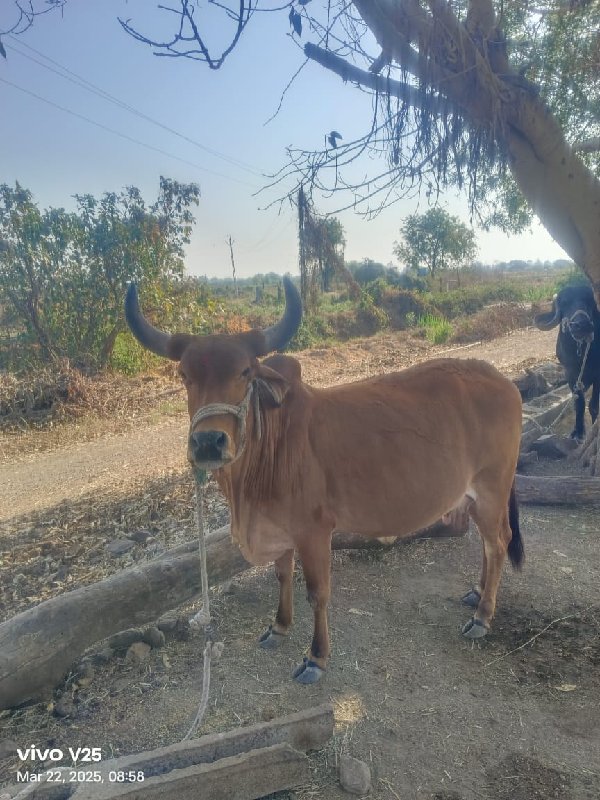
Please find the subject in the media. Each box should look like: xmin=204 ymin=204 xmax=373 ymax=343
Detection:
xmin=214 ymin=385 xmax=308 ymax=510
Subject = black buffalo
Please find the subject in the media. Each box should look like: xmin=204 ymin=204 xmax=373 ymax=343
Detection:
xmin=534 ymin=284 xmax=600 ymax=441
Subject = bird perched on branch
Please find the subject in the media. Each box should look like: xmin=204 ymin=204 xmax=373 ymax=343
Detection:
xmin=327 ymin=131 xmax=343 ymax=149
xmin=289 ymin=7 xmax=302 ymax=37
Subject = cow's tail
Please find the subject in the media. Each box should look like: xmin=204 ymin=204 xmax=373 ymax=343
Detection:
xmin=507 ymin=481 xmax=524 ymax=569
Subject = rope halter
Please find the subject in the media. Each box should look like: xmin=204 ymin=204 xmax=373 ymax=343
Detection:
xmin=188 ymin=380 xmax=262 ymax=470
xmin=561 ymin=309 xmax=594 ymax=344
xmin=557 ymin=309 xmax=594 ymax=394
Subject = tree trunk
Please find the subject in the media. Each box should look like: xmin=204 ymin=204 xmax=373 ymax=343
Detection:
xmin=312 ymin=2 xmax=600 ymax=303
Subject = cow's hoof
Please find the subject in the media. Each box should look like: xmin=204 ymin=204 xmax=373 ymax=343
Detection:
xmin=292 ymin=658 xmax=324 ymax=685
xmin=461 ymin=588 xmax=481 ymax=609
xmin=258 ymin=626 xmax=287 ymax=650
xmin=462 ymin=618 xmax=489 ymax=639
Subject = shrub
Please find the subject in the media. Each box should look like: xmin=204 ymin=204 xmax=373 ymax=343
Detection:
xmin=418 ymin=314 xmax=453 ymax=344
xmin=288 ymin=315 xmax=332 ymax=350
xmin=450 ymin=303 xmax=532 ymax=344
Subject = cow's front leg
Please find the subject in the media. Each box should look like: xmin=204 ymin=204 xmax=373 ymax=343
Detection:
xmin=292 ymin=536 xmax=331 ymax=685
xmin=259 ymin=549 xmax=294 ymax=650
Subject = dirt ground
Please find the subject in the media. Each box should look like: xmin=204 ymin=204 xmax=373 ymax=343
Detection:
xmin=1 ymin=326 xmax=599 ymax=800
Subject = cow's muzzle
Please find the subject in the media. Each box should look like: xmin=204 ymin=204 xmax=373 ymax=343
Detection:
xmin=188 ymin=430 xmax=232 ymax=469
xmin=562 ymin=310 xmax=594 ymax=343
xmin=187 ymin=383 xmax=257 ymax=470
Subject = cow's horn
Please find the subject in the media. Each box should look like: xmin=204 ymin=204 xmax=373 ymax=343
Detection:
xmin=533 ymin=298 xmax=561 ymax=331
xmin=124 ymin=283 xmax=172 ymax=358
xmin=260 ymin=275 xmax=302 ymax=353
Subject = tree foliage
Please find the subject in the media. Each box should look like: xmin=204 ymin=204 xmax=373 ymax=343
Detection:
xmin=0 ymin=178 xmax=200 ymax=371
xmin=394 ymin=207 xmax=478 ymax=286
xmin=297 ymin=188 xmax=352 ymax=311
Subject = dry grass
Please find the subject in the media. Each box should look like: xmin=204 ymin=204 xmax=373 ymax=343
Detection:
xmin=450 ymin=302 xmax=533 ymax=344
xmin=0 ymin=362 xmax=186 ymax=463
xmin=0 ymin=361 xmax=182 ymax=432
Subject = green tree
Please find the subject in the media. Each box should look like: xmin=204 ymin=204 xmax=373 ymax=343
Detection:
xmin=318 ymin=217 xmax=346 ymax=291
xmin=348 ymin=259 xmax=387 ymax=285
xmin=394 ymin=208 xmax=478 ymax=289
xmin=298 ymin=189 xmax=349 ymax=309
xmin=0 ymin=178 xmax=200 ymax=370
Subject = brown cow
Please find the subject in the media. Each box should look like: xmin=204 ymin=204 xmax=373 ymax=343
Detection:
xmin=125 ymin=277 xmax=524 ymax=684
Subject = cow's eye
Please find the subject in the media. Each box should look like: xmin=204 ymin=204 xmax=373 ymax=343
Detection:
xmin=241 ymin=367 xmax=251 ymax=378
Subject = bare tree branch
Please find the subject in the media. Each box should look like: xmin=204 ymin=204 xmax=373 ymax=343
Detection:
xmin=573 ymin=137 xmax=600 ymax=153
xmin=118 ymin=0 xmax=256 ymax=68
xmin=0 ymin=0 xmax=65 ymax=37
xmin=304 ymin=42 xmax=446 ymax=116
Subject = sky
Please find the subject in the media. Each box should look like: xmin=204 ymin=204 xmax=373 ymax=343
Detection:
xmin=1 ymin=1 xmax=569 ymax=279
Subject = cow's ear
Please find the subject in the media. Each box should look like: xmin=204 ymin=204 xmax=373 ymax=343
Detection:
xmin=254 ymin=363 xmax=290 ymax=408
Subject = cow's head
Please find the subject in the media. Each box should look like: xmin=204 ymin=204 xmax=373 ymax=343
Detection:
xmin=125 ymin=277 xmax=302 ymax=469
xmin=534 ymin=284 xmax=598 ymax=343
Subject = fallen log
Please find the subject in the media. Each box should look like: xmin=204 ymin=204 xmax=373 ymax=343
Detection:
xmin=72 ymin=704 xmax=333 ymax=800
xmin=0 ymin=516 xmax=466 ymax=710
xmin=514 ymin=475 xmax=600 ymax=506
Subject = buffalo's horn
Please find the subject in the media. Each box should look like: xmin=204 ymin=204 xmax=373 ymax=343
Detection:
xmin=260 ymin=275 xmax=303 ymax=353
xmin=533 ymin=298 xmax=561 ymax=331
xmin=124 ymin=283 xmax=172 ymax=358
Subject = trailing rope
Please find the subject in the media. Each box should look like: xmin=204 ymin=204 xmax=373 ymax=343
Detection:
xmin=526 ymin=341 xmax=592 ymax=436
xmin=182 ymin=381 xmax=262 ymax=739
xmin=182 ymin=466 xmax=215 ymax=741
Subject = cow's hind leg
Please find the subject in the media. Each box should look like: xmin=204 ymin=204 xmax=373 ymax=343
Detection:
xmin=462 ymin=496 xmax=511 ymax=639
xmin=292 ymin=535 xmax=332 ymax=685
xmin=461 ymin=544 xmax=486 ymax=608
xmin=259 ymin=549 xmax=294 ymax=650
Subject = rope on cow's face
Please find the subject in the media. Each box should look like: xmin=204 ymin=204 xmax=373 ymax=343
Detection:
xmin=573 ymin=339 xmax=592 ymax=394
xmin=183 ymin=379 xmax=262 ymax=740
xmin=188 ymin=380 xmax=263 ymax=480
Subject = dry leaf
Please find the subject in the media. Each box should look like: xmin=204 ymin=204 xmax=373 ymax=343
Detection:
xmin=554 ymin=683 xmax=577 ymax=692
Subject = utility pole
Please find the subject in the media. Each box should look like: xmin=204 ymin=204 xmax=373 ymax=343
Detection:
xmin=226 ymin=234 xmax=238 ymax=297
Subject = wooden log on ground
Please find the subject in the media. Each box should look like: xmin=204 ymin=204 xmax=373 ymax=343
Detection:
xmin=515 ymin=475 xmax=600 ymax=505
xmin=0 ymin=516 xmax=466 ymax=710
xmin=71 ymin=704 xmax=333 ymax=800
xmin=74 ymin=744 xmax=309 ymax=800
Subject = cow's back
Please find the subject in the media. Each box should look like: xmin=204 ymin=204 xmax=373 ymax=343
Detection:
xmin=305 ymin=358 xmax=521 ymax=539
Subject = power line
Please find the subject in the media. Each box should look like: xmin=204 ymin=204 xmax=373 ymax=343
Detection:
xmin=6 ymin=35 xmax=265 ymax=179
xmin=0 ymin=75 xmax=260 ymax=189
